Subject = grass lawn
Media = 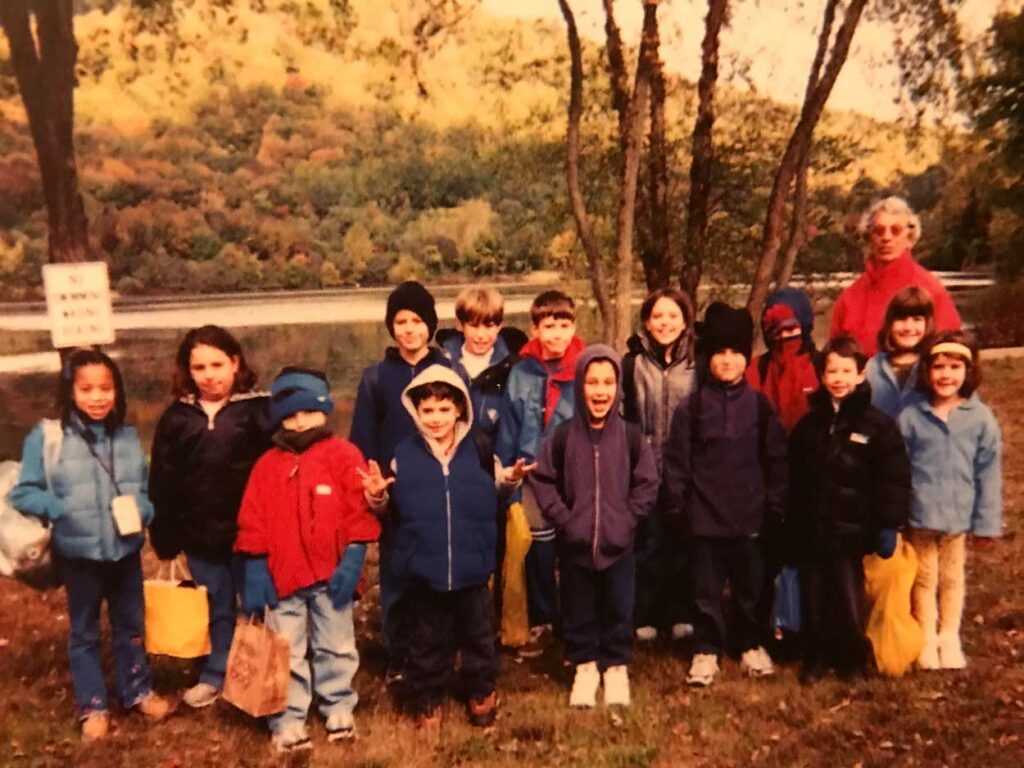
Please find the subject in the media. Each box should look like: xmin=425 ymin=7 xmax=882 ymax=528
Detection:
xmin=1 ymin=359 xmax=1022 ymax=768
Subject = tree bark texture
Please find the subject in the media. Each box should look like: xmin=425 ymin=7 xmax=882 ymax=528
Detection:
xmin=682 ymin=0 xmax=728 ymax=304
xmin=558 ymin=0 xmax=615 ymax=341
xmin=0 ymin=0 xmax=89 ymax=263
xmin=748 ymin=0 xmax=865 ymax=321
xmin=602 ymin=0 xmax=631 ymax=143
xmin=642 ymin=1 xmax=673 ymax=291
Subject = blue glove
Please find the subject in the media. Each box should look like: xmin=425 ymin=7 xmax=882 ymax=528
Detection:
xmin=241 ymin=557 xmax=279 ymax=614
xmin=328 ymin=543 xmax=367 ymax=609
xmin=876 ymin=529 xmax=898 ymax=559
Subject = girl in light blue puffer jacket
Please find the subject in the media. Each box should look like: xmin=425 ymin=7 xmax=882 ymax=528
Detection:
xmin=898 ymin=331 xmax=1002 ymax=672
xmin=9 ymin=349 xmax=171 ymax=741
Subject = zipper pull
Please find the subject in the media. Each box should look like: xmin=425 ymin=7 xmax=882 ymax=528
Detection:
xmin=289 ymin=464 xmax=298 ymax=478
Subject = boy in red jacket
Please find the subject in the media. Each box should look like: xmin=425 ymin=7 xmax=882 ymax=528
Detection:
xmin=235 ymin=368 xmax=381 ymax=754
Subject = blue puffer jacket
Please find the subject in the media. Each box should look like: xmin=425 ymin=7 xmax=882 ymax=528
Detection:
xmin=9 ymin=416 xmax=153 ymax=561
xmin=898 ymin=394 xmax=1002 ymax=537
xmin=389 ymin=366 xmax=498 ymax=592
xmin=866 ymin=353 xmax=924 ymax=419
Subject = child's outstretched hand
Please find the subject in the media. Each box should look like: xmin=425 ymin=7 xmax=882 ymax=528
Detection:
xmin=506 ymin=458 xmax=538 ymax=484
xmin=357 ymin=460 xmax=394 ymax=498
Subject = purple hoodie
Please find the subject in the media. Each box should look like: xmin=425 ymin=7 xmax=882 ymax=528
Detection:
xmin=529 ymin=344 xmax=659 ymax=571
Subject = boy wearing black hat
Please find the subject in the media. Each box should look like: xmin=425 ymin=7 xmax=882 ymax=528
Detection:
xmin=663 ymin=303 xmax=788 ymax=687
xmin=235 ymin=368 xmax=381 ymax=753
xmin=348 ymin=281 xmax=455 ymax=683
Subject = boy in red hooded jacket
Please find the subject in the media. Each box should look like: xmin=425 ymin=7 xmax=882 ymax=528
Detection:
xmin=235 ymin=368 xmax=381 ymax=754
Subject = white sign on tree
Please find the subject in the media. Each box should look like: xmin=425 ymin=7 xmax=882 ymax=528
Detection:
xmin=42 ymin=262 xmax=116 ymax=349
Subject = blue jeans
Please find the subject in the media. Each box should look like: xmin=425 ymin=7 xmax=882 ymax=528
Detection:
xmin=186 ymin=554 xmax=237 ymax=689
xmin=60 ymin=552 xmax=152 ymax=716
xmin=266 ymin=583 xmax=359 ymax=735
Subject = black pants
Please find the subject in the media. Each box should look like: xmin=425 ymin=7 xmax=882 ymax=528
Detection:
xmin=634 ymin=510 xmax=691 ymax=629
xmin=690 ymin=536 xmax=763 ymax=655
xmin=800 ymin=553 xmax=870 ymax=673
xmin=405 ymin=581 xmax=499 ymax=714
xmin=560 ymin=552 xmax=635 ymax=668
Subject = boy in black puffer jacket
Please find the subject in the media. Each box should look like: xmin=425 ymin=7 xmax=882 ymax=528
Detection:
xmin=788 ymin=335 xmax=911 ymax=683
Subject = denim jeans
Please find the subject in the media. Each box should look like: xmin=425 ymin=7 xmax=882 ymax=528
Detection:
xmin=60 ymin=551 xmax=152 ymax=715
xmin=266 ymin=583 xmax=358 ymax=735
xmin=185 ymin=553 xmax=237 ymax=689
xmin=560 ymin=551 xmax=635 ymax=668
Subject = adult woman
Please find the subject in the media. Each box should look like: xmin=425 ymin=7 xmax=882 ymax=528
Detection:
xmin=829 ymin=196 xmax=960 ymax=356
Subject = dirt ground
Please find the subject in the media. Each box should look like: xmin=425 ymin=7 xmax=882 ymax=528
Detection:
xmin=0 ymin=359 xmax=1021 ymax=768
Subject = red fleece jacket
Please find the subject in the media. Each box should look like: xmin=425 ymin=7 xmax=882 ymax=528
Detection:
xmin=234 ymin=436 xmax=381 ymax=598
xmin=829 ymin=251 xmax=960 ymax=357
xmin=747 ymin=339 xmax=819 ymax=432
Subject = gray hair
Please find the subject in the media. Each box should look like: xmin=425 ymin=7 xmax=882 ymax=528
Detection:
xmin=858 ymin=196 xmax=921 ymax=245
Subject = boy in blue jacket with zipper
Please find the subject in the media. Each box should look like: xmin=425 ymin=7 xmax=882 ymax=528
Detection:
xmin=360 ymin=365 xmax=532 ymax=732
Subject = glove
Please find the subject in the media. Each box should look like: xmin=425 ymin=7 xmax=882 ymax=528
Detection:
xmin=875 ymin=529 xmax=898 ymax=559
xmin=328 ymin=543 xmax=367 ymax=609
xmin=241 ymin=557 xmax=279 ymax=614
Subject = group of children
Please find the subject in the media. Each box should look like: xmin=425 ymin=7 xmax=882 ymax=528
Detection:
xmin=7 ymin=279 xmax=1002 ymax=753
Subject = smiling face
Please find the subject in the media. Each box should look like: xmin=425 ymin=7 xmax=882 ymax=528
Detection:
xmin=416 ymin=395 xmax=462 ymax=444
xmin=890 ymin=314 xmax=928 ymax=352
xmin=583 ymin=359 xmax=618 ymax=426
xmin=869 ymin=210 xmax=914 ymax=263
xmin=281 ymin=410 xmax=328 ymax=432
xmin=392 ymin=309 xmax=430 ymax=357
xmin=822 ymin=352 xmax=866 ymax=402
xmin=533 ymin=316 xmax=576 ymax=360
xmin=462 ymin=320 xmax=501 ymax=356
xmin=928 ymin=353 xmax=968 ymax=405
xmin=189 ymin=343 xmax=239 ymax=402
xmin=644 ymin=297 xmax=686 ymax=348
xmin=73 ymin=364 xmax=117 ymax=422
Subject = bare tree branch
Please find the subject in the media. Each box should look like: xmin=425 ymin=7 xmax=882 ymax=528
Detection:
xmin=602 ymin=0 xmax=631 ymax=142
xmin=643 ymin=0 xmax=673 ymax=290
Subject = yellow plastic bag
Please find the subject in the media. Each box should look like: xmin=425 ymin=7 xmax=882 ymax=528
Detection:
xmin=863 ymin=536 xmax=923 ymax=677
xmin=500 ymin=502 xmax=532 ymax=647
xmin=144 ymin=560 xmax=211 ymax=658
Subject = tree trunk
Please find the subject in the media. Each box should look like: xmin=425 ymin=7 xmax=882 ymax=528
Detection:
xmin=682 ymin=0 xmax=728 ymax=304
xmin=0 ymin=0 xmax=89 ymax=263
xmin=558 ymin=0 xmax=614 ymax=341
xmin=643 ymin=1 xmax=673 ymax=291
xmin=602 ymin=0 xmax=631 ymax=143
xmin=748 ymin=0 xmax=865 ymax=321
xmin=776 ymin=142 xmax=811 ymax=287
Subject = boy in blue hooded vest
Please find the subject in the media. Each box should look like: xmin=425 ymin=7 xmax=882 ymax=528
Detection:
xmin=360 ymin=365 xmax=533 ymax=732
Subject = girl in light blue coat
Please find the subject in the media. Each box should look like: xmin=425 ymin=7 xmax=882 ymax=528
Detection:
xmin=898 ymin=331 xmax=1002 ymax=671
xmin=866 ymin=286 xmax=934 ymax=419
xmin=9 ymin=350 xmax=171 ymax=741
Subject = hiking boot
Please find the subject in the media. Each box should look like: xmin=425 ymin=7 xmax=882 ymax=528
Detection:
xmin=602 ymin=665 xmax=630 ymax=708
xmin=686 ymin=653 xmax=719 ymax=687
xmin=918 ymin=632 xmax=940 ymax=670
xmin=81 ymin=711 xmax=109 ymax=743
xmin=671 ymin=623 xmax=695 ymax=641
xmin=136 ymin=692 xmax=174 ymax=721
xmin=326 ymin=710 xmax=356 ymax=742
xmin=740 ymin=646 xmax=776 ymax=678
xmin=799 ymin=659 xmax=827 ymax=686
xmin=467 ymin=691 xmax=498 ymax=727
xmin=635 ymin=625 xmax=658 ymax=642
xmin=182 ymin=682 xmax=220 ymax=709
xmin=518 ymin=624 xmax=553 ymax=660
xmin=271 ymin=727 xmax=312 ymax=754
xmin=569 ymin=661 xmax=600 ymax=708
xmin=938 ymin=632 xmax=966 ymax=670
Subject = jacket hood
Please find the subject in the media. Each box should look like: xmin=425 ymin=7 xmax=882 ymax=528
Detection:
xmin=401 ymin=364 xmax=474 ymax=452
xmin=763 ymin=287 xmax=814 ymax=348
xmin=573 ymin=344 xmax=623 ymax=429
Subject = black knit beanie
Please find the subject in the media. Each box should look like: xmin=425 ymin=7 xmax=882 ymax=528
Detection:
xmin=700 ymin=302 xmax=754 ymax=362
xmin=385 ymin=281 xmax=438 ymax=341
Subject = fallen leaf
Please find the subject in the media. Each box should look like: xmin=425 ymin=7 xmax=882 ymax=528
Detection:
xmin=828 ymin=698 xmax=851 ymax=713
xmin=879 ymin=740 xmax=895 ymax=750
xmin=974 ymin=614 xmax=985 ymax=625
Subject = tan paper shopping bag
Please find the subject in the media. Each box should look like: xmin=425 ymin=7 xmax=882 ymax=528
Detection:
xmin=223 ymin=616 xmax=289 ymax=717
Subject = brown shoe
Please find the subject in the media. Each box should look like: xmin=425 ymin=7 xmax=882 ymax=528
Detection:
xmin=517 ymin=623 xmax=553 ymax=660
xmin=467 ymin=691 xmax=498 ymax=727
xmin=136 ymin=692 xmax=174 ymax=721
xmin=81 ymin=712 xmax=109 ymax=742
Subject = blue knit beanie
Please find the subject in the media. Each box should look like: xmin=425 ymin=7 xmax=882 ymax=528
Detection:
xmin=269 ymin=368 xmax=334 ymax=425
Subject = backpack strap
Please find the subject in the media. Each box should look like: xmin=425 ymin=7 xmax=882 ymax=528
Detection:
xmin=755 ymin=392 xmax=772 ymax=482
xmin=758 ymin=353 xmax=771 ymax=386
xmin=688 ymin=386 xmax=703 ymax=454
xmin=470 ymin=430 xmax=495 ymax=480
xmin=550 ymin=421 xmax=571 ymax=500
xmin=625 ymin=422 xmax=643 ymax=473
xmin=40 ymin=419 xmax=62 ymax=492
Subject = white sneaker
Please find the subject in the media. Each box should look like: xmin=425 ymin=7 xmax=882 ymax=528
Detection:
xmin=569 ymin=661 xmax=600 ymax=708
xmin=635 ymin=626 xmax=658 ymax=642
xmin=937 ymin=632 xmax=966 ymax=670
xmin=686 ymin=653 xmax=719 ymax=687
xmin=271 ymin=726 xmax=312 ymax=754
xmin=918 ymin=632 xmax=940 ymax=670
xmin=671 ymin=623 xmax=695 ymax=641
xmin=740 ymin=646 xmax=776 ymax=678
xmin=182 ymin=682 xmax=220 ymax=709
xmin=326 ymin=710 xmax=356 ymax=741
xmin=603 ymin=665 xmax=630 ymax=707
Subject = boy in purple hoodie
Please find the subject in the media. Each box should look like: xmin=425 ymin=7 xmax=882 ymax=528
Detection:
xmin=530 ymin=345 xmax=659 ymax=709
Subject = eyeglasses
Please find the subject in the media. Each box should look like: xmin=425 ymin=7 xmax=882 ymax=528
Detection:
xmin=872 ymin=224 xmax=905 ymax=238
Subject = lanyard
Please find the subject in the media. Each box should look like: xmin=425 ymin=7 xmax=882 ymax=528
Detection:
xmin=78 ymin=425 xmax=123 ymax=496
